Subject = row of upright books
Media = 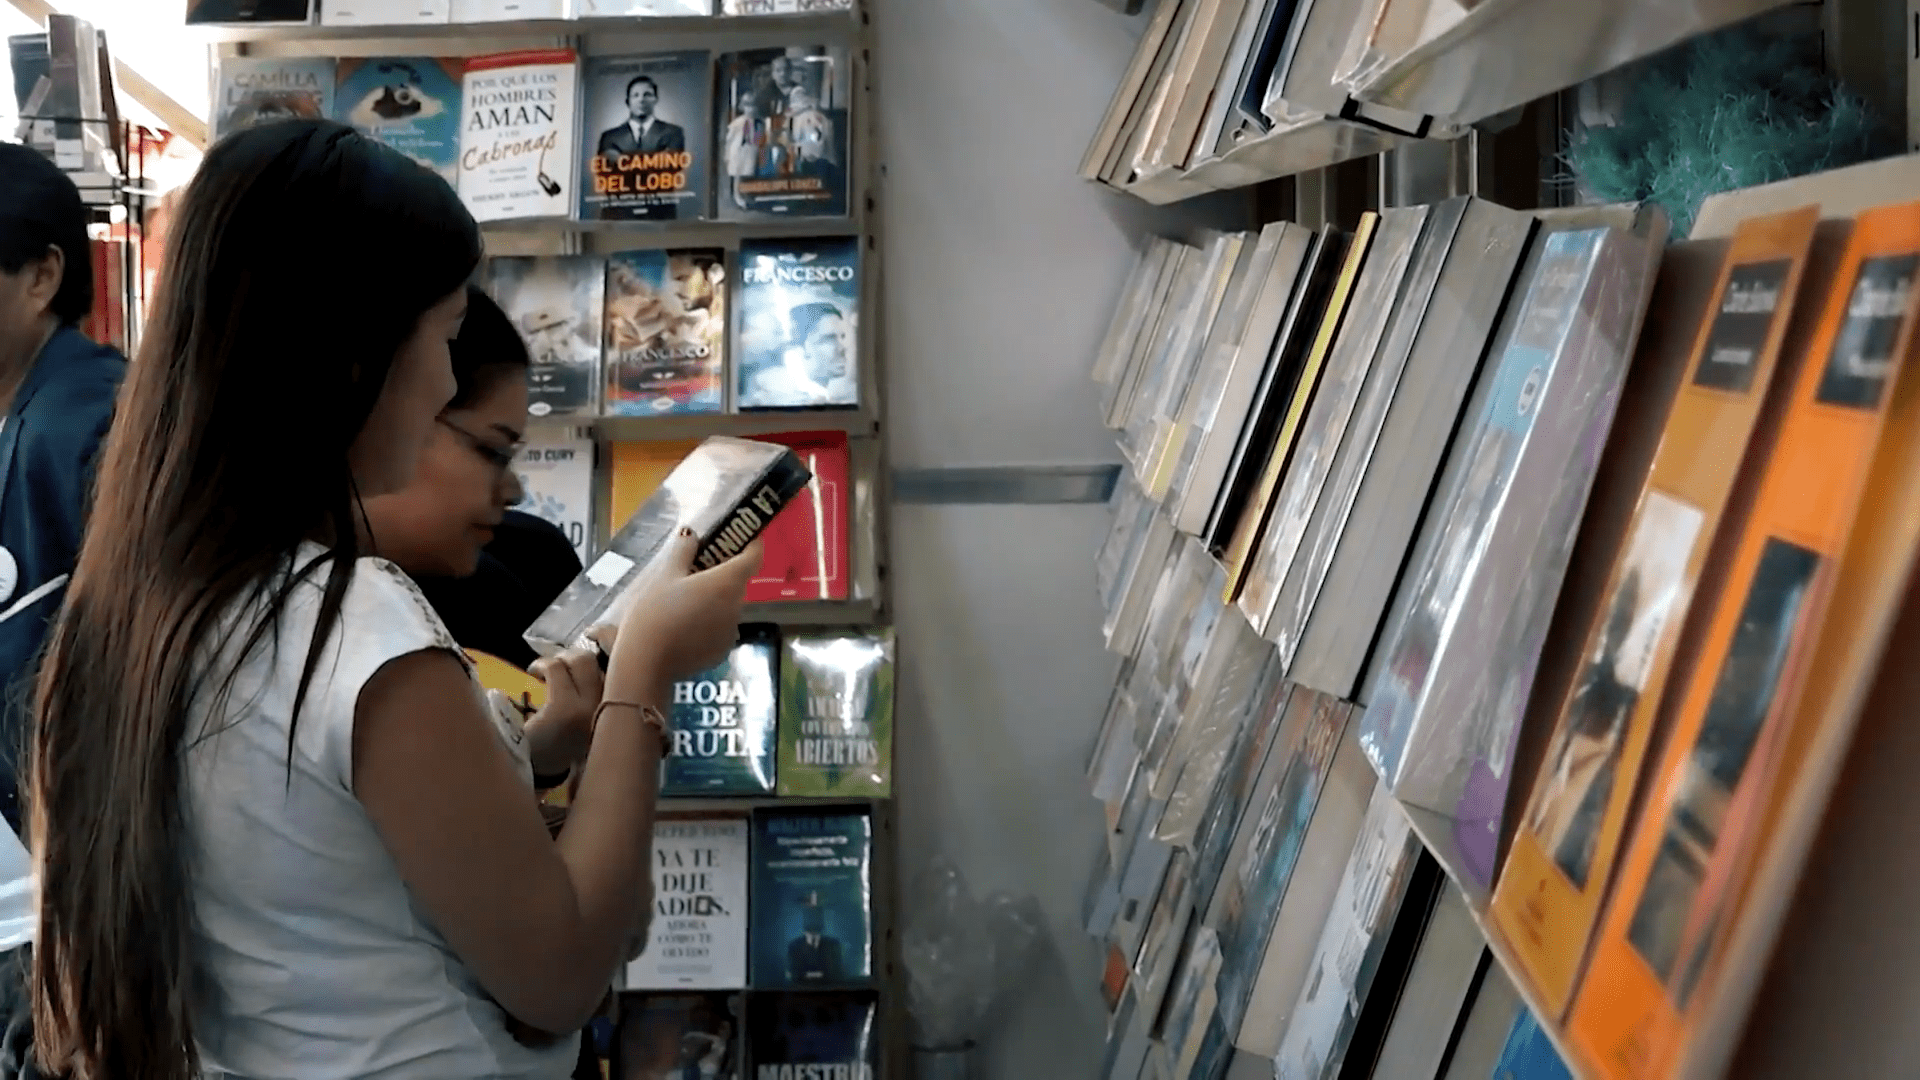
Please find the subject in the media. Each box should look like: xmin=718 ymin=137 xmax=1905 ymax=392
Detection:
xmin=510 ymin=430 xmax=857 ymax=603
xmin=1083 ymin=184 xmax=1920 ymax=1080
xmin=214 ymin=46 xmax=854 ymax=225
xmin=186 ymin=0 xmax=852 ymax=25
xmin=477 ymin=238 xmax=862 ymax=421
xmin=601 ymin=988 xmax=878 ymax=1080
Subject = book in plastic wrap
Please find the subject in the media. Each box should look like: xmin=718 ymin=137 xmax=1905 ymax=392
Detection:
xmin=734 ymin=236 xmax=860 ymax=410
xmin=615 ymin=992 xmax=741 ymax=1080
xmin=750 ymin=810 xmax=873 ymax=989
xmin=457 ymin=49 xmax=577 ymax=223
xmin=333 ymin=58 xmax=461 ymax=186
xmin=723 ymin=0 xmax=853 ymax=12
xmin=488 ymin=254 xmax=605 ymax=419
xmin=1357 ymin=219 xmax=1664 ymax=890
xmin=213 ymin=57 xmax=333 ymax=142
xmin=448 ymin=0 xmax=565 ymax=21
xmin=1493 ymin=1008 xmax=1573 ymax=1080
xmin=747 ymin=431 xmax=850 ymax=603
xmin=1570 ymin=202 xmax=1920 ymax=1080
xmin=745 ymin=992 xmax=878 ymax=1080
xmin=714 ymin=46 xmax=851 ymax=220
xmin=580 ymin=0 xmax=714 ymax=18
xmin=1188 ymin=658 xmax=1294 ymax=916
xmin=524 ymin=437 xmax=811 ymax=657
xmin=581 ymin=52 xmax=711 ymax=222
xmin=186 ymin=0 xmax=311 ymax=23
xmin=775 ymin=630 xmax=893 ymax=797
xmin=626 ymin=818 xmax=750 ymax=990
xmin=604 ymin=247 xmax=727 ymax=415
xmin=662 ymin=626 xmax=778 ymax=797
xmin=511 ymin=425 xmax=595 ymax=560
xmin=1492 ymin=208 xmax=1822 ymax=1020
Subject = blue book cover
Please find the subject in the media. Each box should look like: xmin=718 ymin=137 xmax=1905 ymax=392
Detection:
xmin=662 ymin=625 xmax=778 ymax=796
xmin=746 ymin=991 xmax=877 ymax=1080
xmin=333 ymin=57 xmax=462 ymax=187
xmin=1492 ymin=1008 xmax=1572 ymax=1080
xmin=734 ymin=235 xmax=861 ymax=410
xmin=750 ymin=810 xmax=872 ymax=989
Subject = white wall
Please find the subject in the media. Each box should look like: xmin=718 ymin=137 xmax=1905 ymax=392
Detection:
xmin=871 ymin=0 xmax=1248 ymax=1075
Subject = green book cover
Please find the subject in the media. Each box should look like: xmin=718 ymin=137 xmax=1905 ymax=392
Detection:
xmin=775 ymin=629 xmax=894 ymax=797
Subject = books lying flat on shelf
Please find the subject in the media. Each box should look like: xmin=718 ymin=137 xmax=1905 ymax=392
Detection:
xmin=448 ymin=0 xmax=566 ymax=20
xmin=510 ymin=424 xmax=596 ymax=560
xmin=735 ymin=236 xmax=862 ymax=410
xmin=776 ymin=630 xmax=893 ymax=797
xmin=186 ymin=0 xmax=313 ymax=23
xmin=749 ymin=810 xmax=874 ymax=989
xmin=715 ymin=47 xmax=852 ymax=221
xmin=458 ymin=49 xmax=578 ymax=222
xmin=333 ymin=58 xmax=462 ymax=186
xmin=1571 ymin=200 xmax=1920 ymax=1080
xmin=487 ymin=254 xmax=605 ymax=419
xmin=213 ymin=57 xmax=334 ymax=142
xmin=1492 ymin=207 xmax=1823 ymax=1020
xmin=580 ymin=51 xmax=712 ymax=222
xmin=524 ymin=436 xmax=811 ymax=656
xmin=581 ymin=0 xmax=715 ymax=16
xmin=320 ymin=0 xmax=451 ymax=25
xmin=745 ymin=991 xmax=878 ymax=1080
xmin=604 ymin=247 xmax=728 ymax=416
xmin=662 ymin=626 xmax=779 ymax=797
xmin=627 ymin=817 xmax=751 ymax=990
xmin=614 ymin=992 xmax=742 ymax=1080
xmin=1357 ymin=214 xmax=1664 ymax=891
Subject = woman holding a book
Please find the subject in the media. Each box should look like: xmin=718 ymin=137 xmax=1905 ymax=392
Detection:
xmin=22 ymin=119 xmax=758 ymax=1080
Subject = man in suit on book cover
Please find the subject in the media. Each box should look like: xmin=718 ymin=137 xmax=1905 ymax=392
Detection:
xmin=786 ymin=891 xmax=845 ymax=985
xmin=597 ymin=75 xmax=685 ymax=159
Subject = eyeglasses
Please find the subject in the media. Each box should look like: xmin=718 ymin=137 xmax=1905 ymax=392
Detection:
xmin=436 ymin=415 xmax=523 ymax=474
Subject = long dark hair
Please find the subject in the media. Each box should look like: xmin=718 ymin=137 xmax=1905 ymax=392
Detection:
xmin=26 ymin=119 xmax=481 ymax=1080
xmin=448 ymin=284 xmax=529 ymax=411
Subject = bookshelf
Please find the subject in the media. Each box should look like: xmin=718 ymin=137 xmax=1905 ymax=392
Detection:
xmin=196 ymin=4 xmax=898 ymax=1077
xmin=1072 ymin=2 xmax=1920 ymax=1078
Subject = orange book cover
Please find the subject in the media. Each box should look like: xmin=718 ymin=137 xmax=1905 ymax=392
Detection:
xmin=1220 ymin=212 xmax=1379 ymax=604
xmin=607 ymin=437 xmax=703 ymax=528
xmin=1569 ymin=200 xmax=1920 ymax=1079
xmin=1490 ymin=207 xmax=1820 ymax=1020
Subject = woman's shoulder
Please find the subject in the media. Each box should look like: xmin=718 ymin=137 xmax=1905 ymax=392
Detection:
xmin=281 ymin=546 xmax=465 ymax=667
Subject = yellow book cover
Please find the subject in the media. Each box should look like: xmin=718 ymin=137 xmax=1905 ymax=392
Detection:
xmin=1490 ymin=207 xmax=1821 ymax=1020
xmin=1569 ymin=200 xmax=1920 ymax=1080
xmin=1221 ymin=212 xmax=1380 ymax=603
xmin=608 ymin=437 xmax=703 ymax=530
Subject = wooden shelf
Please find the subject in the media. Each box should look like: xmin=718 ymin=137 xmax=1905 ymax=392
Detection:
xmin=190 ymin=9 xmax=859 ymax=43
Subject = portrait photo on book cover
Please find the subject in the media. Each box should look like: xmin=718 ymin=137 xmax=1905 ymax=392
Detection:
xmin=584 ymin=51 xmax=710 ymax=221
xmin=735 ymin=239 xmax=859 ymax=410
xmin=717 ymin=46 xmax=850 ymax=219
xmin=1526 ymin=491 xmax=1702 ymax=889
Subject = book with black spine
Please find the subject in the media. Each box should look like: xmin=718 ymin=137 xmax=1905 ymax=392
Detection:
xmin=524 ymin=436 xmax=811 ymax=657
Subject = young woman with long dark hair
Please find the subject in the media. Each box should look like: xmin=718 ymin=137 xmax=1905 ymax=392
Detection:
xmin=27 ymin=119 xmax=756 ymax=1079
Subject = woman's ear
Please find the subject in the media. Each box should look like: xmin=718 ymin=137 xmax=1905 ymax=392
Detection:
xmin=26 ymin=245 xmax=64 ymax=316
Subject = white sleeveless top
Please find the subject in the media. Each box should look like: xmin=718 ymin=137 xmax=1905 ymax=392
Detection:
xmin=182 ymin=545 xmax=577 ymax=1080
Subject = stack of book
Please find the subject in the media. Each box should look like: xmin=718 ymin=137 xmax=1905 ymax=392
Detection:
xmin=1082 ymin=180 xmax=1920 ymax=1080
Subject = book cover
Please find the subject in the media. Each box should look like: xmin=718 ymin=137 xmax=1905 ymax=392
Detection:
xmin=662 ymin=627 xmax=778 ymax=797
xmin=1121 ymin=234 xmax=1246 ymax=482
xmin=525 ymin=437 xmax=812 ymax=656
xmin=750 ymin=811 xmax=873 ymax=988
xmin=626 ymin=818 xmax=750 ymax=990
xmin=1140 ymin=233 xmax=1260 ymax=500
xmin=581 ymin=0 xmax=712 ymax=15
xmin=213 ymin=57 xmax=334 ymax=143
xmin=1358 ymin=222 xmax=1660 ymax=887
xmin=723 ymin=0 xmax=854 ymax=11
xmin=458 ymin=49 xmax=578 ymax=223
xmin=734 ymin=236 xmax=861 ymax=410
xmin=448 ymin=0 xmax=566 ymax=19
xmin=488 ymin=254 xmax=605 ymax=419
xmin=1492 ymin=209 xmax=1820 ymax=1019
xmin=605 ymin=248 xmax=727 ymax=416
xmin=320 ymin=0 xmax=450 ymax=24
xmin=714 ymin=47 xmax=851 ymax=220
xmin=1188 ymin=659 xmax=1294 ymax=916
xmin=775 ymin=630 xmax=893 ymax=797
xmin=1570 ymin=205 xmax=1920 ymax=1079
xmin=511 ymin=425 xmax=595 ymax=561
xmin=1493 ymin=1009 xmax=1573 ymax=1080
xmin=333 ymin=57 xmax=461 ymax=186
xmin=581 ymin=52 xmax=712 ymax=222
xmin=744 ymin=992 xmax=878 ymax=1080
xmin=615 ymin=992 xmax=741 ymax=1080
xmin=186 ymin=0 xmax=311 ymax=22
xmin=748 ymin=431 xmax=850 ymax=603
xmin=611 ymin=438 xmax=704 ymax=527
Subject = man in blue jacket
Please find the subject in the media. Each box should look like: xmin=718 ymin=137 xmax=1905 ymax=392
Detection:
xmin=0 ymin=142 xmax=129 ymax=1071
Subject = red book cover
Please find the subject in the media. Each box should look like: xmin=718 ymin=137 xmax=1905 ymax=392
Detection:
xmin=748 ymin=430 xmax=849 ymax=603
